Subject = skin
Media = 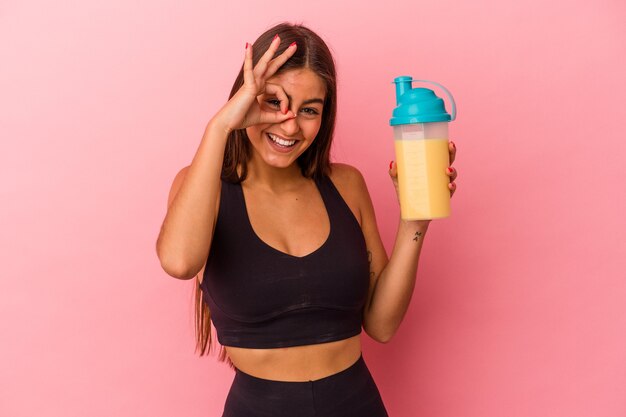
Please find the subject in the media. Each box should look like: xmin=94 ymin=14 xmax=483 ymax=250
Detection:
xmin=197 ymin=65 xmax=458 ymax=381
xmin=168 ymin=35 xmax=459 ymax=381
xmin=244 ymin=67 xmax=326 ymax=187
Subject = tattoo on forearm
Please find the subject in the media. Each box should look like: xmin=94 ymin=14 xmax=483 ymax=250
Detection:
xmin=367 ymin=250 xmax=374 ymax=279
xmin=413 ymin=231 xmax=422 ymax=242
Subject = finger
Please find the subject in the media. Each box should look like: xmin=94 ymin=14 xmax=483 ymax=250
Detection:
xmin=449 ymin=141 xmax=456 ymax=164
xmin=446 ymin=167 xmax=457 ymax=181
xmin=253 ymin=35 xmax=282 ymax=79
xmin=265 ymin=42 xmax=297 ymax=76
xmin=258 ymin=109 xmax=296 ymax=125
xmin=264 ymin=83 xmax=290 ymax=114
xmin=389 ymin=160 xmax=398 ymax=177
xmin=243 ymin=42 xmax=254 ymax=87
xmin=448 ymin=181 xmax=456 ymax=193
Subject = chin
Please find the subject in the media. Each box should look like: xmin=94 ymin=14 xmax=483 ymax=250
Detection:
xmin=263 ymin=154 xmax=297 ymax=169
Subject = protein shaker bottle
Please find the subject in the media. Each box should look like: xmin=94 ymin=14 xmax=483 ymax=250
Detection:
xmin=389 ymin=76 xmax=457 ymax=220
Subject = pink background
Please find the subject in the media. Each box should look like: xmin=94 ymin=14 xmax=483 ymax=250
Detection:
xmin=1 ymin=0 xmax=625 ymax=416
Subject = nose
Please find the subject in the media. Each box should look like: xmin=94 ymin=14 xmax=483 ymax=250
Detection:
xmin=279 ymin=112 xmax=300 ymax=137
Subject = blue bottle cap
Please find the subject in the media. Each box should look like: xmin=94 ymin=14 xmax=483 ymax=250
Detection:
xmin=389 ymin=76 xmax=457 ymax=126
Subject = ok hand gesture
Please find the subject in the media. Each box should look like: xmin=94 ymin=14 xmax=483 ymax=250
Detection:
xmin=216 ymin=35 xmax=299 ymax=134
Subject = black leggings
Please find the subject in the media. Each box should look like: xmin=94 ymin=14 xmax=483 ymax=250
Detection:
xmin=222 ymin=353 xmax=389 ymax=417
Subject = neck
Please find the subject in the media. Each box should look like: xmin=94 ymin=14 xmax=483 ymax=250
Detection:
xmin=243 ymin=155 xmax=307 ymax=192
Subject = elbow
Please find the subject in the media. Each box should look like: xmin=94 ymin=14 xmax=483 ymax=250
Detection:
xmin=377 ymin=332 xmax=393 ymax=344
xmin=159 ymin=257 xmax=193 ymax=279
xmin=363 ymin=326 xmax=393 ymax=344
xmin=155 ymin=235 xmax=209 ymax=280
xmin=156 ymin=240 xmax=197 ymax=279
xmin=157 ymin=250 xmax=196 ymax=280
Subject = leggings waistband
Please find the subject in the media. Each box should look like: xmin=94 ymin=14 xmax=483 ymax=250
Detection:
xmin=223 ymin=352 xmax=388 ymax=417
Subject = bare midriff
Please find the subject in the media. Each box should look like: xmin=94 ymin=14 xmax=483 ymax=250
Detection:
xmin=224 ymin=334 xmax=362 ymax=382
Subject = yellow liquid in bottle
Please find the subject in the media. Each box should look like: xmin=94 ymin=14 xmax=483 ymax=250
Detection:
xmin=394 ymin=138 xmax=451 ymax=220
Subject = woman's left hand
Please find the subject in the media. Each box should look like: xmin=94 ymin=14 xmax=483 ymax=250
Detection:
xmin=389 ymin=140 xmax=458 ymax=220
xmin=446 ymin=140 xmax=457 ymax=197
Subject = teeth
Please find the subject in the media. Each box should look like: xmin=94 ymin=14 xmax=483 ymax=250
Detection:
xmin=268 ymin=133 xmax=296 ymax=147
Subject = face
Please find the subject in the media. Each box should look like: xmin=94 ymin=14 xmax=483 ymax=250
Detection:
xmin=246 ymin=68 xmax=326 ymax=170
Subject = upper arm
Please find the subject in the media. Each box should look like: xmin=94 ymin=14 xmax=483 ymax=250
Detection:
xmin=330 ymin=164 xmax=389 ymax=334
xmin=162 ymin=165 xmax=220 ymax=279
xmin=166 ymin=164 xmax=221 ymax=217
xmin=167 ymin=165 xmax=191 ymax=209
xmin=351 ymin=169 xmax=389 ymax=318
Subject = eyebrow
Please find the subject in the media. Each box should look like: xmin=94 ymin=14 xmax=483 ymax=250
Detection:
xmin=285 ymin=93 xmax=325 ymax=106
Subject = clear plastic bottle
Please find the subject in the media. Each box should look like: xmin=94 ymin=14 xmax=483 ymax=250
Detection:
xmin=390 ymin=77 xmax=457 ymax=220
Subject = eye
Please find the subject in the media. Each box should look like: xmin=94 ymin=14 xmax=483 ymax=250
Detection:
xmin=266 ymin=99 xmax=281 ymax=108
xmin=265 ymin=98 xmax=320 ymax=116
xmin=302 ymin=108 xmax=320 ymax=115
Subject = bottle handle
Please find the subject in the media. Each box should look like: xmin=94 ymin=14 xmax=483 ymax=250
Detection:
xmin=412 ymin=79 xmax=457 ymax=121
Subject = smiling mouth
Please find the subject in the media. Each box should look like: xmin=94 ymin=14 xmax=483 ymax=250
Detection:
xmin=267 ymin=133 xmax=297 ymax=148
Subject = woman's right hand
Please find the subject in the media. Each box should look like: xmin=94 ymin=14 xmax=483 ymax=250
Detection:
xmin=215 ymin=35 xmax=298 ymax=134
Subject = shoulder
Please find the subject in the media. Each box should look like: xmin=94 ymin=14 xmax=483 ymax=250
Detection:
xmin=329 ymin=162 xmax=365 ymax=185
xmin=328 ymin=162 xmax=370 ymax=226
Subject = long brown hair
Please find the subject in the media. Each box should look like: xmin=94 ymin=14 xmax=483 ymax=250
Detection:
xmin=194 ymin=22 xmax=338 ymax=367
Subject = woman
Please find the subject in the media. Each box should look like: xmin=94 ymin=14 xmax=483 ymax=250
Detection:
xmin=156 ymin=22 xmax=458 ymax=417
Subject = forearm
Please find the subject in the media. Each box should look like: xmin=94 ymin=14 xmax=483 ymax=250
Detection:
xmin=366 ymin=218 xmax=430 ymax=342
